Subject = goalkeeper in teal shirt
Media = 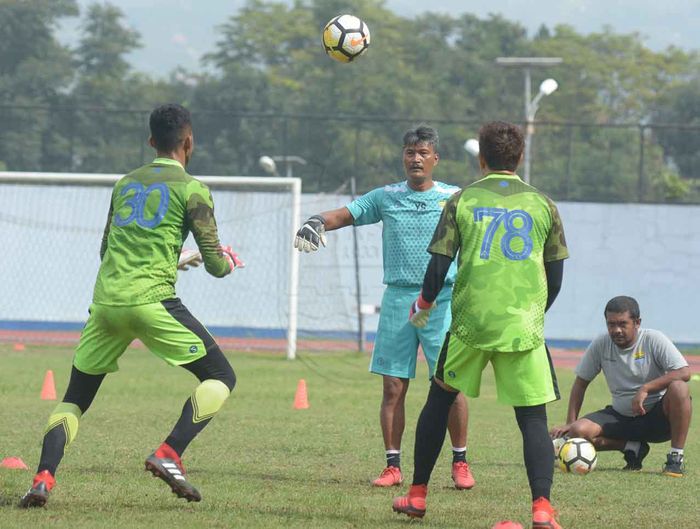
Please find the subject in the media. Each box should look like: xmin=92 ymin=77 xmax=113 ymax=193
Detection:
xmin=295 ymin=126 xmax=474 ymax=490
xmin=20 ymin=104 xmax=243 ymax=508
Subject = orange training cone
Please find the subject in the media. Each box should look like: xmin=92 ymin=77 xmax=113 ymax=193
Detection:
xmin=41 ymin=370 xmax=57 ymax=400
xmin=293 ymin=379 xmax=309 ymax=409
xmin=1 ymin=457 xmax=28 ymax=470
xmin=13 ymin=343 xmax=25 ymax=351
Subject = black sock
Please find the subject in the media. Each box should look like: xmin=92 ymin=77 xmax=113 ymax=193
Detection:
xmin=37 ymin=425 xmax=67 ymax=475
xmin=452 ymin=449 xmax=467 ymax=463
xmin=412 ymin=381 xmax=458 ymax=485
xmin=164 ymin=398 xmax=212 ymax=456
xmin=386 ymin=452 xmax=401 ymax=468
xmin=514 ymin=404 xmax=553 ymax=501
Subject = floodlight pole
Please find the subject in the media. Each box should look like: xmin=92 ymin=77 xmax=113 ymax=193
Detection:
xmin=272 ymin=155 xmax=307 ymax=178
xmin=496 ymin=57 xmax=562 ymax=184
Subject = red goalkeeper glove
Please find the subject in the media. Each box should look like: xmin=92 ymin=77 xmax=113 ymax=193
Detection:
xmin=219 ymin=245 xmax=245 ymax=272
xmin=409 ymin=293 xmax=436 ymax=328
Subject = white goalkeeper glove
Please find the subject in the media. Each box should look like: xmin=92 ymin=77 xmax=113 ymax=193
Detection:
xmin=409 ymin=293 xmax=436 ymax=328
xmin=294 ymin=215 xmax=327 ymax=252
xmin=218 ymin=244 xmax=245 ymax=272
xmin=178 ymin=248 xmax=202 ymax=271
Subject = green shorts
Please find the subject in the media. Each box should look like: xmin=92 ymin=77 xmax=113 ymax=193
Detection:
xmin=434 ymin=332 xmax=559 ymax=406
xmin=370 ymin=285 xmax=452 ymax=379
xmin=73 ymin=299 xmax=213 ymax=375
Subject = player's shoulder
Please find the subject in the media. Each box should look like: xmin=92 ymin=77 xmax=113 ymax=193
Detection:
xmin=586 ymin=333 xmax=612 ymax=353
xmin=382 ymin=181 xmax=409 ymax=194
xmin=640 ymin=328 xmax=674 ymax=346
xmin=432 ymin=181 xmax=461 ymax=196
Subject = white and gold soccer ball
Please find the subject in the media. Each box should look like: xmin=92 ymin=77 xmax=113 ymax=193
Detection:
xmin=552 ymin=437 xmax=567 ymax=460
xmin=557 ymin=437 xmax=597 ymax=474
xmin=322 ymin=14 xmax=370 ymax=63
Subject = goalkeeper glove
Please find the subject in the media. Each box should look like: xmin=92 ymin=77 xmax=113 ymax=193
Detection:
xmin=409 ymin=293 xmax=436 ymax=328
xmin=294 ymin=215 xmax=327 ymax=252
xmin=219 ymin=245 xmax=245 ymax=272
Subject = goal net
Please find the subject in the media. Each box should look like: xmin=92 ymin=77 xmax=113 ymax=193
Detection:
xmin=0 ymin=172 xmax=302 ymax=358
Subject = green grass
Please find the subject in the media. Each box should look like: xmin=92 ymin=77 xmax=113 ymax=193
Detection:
xmin=0 ymin=345 xmax=697 ymax=529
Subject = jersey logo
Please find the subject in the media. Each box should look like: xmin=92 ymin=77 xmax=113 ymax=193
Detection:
xmin=439 ymin=200 xmax=447 ymax=208
xmin=113 ymin=182 xmax=170 ymax=229
xmin=473 ymin=207 xmax=533 ymax=260
xmin=414 ymin=202 xmax=427 ymax=210
xmin=633 ymin=349 xmax=645 ymax=360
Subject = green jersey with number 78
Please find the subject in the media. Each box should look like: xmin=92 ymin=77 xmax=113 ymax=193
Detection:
xmin=93 ymin=158 xmax=231 ymax=306
xmin=428 ymin=172 xmax=569 ymax=352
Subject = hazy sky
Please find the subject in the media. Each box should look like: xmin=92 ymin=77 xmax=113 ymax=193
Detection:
xmin=61 ymin=0 xmax=700 ymax=76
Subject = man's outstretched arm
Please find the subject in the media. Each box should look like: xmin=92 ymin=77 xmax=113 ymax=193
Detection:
xmin=294 ymin=207 xmax=354 ymax=252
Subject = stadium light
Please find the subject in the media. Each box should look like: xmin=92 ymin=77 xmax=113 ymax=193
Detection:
xmin=259 ymin=155 xmax=278 ymax=176
xmin=260 ymin=155 xmax=307 ymax=178
xmin=464 ymin=139 xmax=480 ymax=157
xmin=495 ymin=57 xmax=562 ymax=184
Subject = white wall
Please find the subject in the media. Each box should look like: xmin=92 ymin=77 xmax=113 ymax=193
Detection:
xmin=1 ymin=185 xmax=698 ymax=344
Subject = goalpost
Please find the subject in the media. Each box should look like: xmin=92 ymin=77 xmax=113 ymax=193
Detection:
xmin=0 ymin=172 xmax=301 ymax=360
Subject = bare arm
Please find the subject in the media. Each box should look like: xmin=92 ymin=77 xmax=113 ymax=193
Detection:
xmin=550 ymin=376 xmax=591 ymax=438
xmin=631 ymin=367 xmax=690 ymax=415
xmin=316 ymin=207 xmax=354 ymax=231
xmin=566 ymin=376 xmax=592 ymax=423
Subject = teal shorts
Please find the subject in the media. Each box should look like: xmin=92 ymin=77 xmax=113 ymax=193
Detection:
xmin=370 ymin=285 xmax=452 ymax=379
xmin=73 ymin=300 xmax=213 ymax=375
xmin=434 ymin=332 xmax=559 ymax=406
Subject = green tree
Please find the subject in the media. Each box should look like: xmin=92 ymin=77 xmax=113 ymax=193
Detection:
xmin=0 ymin=0 xmax=78 ymax=170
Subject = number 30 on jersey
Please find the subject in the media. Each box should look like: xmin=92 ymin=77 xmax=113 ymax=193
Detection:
xmin=473 ymin=207 xmax=533 ymax=261
xmin=114 ymin=182 xmax=170 ymax=229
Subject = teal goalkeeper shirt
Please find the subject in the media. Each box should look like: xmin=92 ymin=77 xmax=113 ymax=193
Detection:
xmin=346 ymin=180 xmax=459 ymax=287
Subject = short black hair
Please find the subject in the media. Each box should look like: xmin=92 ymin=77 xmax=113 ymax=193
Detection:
xmin=478 ymin=121 xmax=524 ymax=172
xmin=403 ymin=125 xmax=439 ymax=149
xmin=149 ymin=104 xmax=192 ymax=152
xmin=604 ymin=296 xmax=640 ymax=320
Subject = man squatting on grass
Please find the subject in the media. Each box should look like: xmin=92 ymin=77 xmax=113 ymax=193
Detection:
xmin=294 ymin=125 xmax=475 ymax=490
xmin=20 ymin=103 xmax=243 ymax=508
xmin=551 ymin=295 xmax=692 ymax=477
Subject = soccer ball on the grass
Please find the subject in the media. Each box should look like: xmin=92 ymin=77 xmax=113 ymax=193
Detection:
xmin=322 ymin=14 xmax=370 ymax=63
xmin=557 ymin=437 xmax=597 ymax=474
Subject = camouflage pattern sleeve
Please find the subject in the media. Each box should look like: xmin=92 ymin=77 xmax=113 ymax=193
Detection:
xmin=99 ymin=202 xmax=113 ymax=260
xmin=428 ymin=190 xmax=462 ymax=258
xmin=543 ymin=197 xmax=570 ymax=262
xmin=185 ymin=180 xmax=230 ymax=278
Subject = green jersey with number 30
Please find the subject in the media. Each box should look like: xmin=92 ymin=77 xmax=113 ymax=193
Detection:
xmin=93 ymin=158 xmax=230 ymax=306
xmin=429 ymin=173 xmax=569 ymax=352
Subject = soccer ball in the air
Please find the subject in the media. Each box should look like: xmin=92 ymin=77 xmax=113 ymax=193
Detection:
xmin=557 ymin=437 xmax=597 ymax=474
xmin=322 ymin=14 xmax=370 ymax=63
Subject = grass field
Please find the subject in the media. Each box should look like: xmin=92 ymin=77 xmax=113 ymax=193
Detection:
xmin=0 ymin=344 xmax=697 ymax=529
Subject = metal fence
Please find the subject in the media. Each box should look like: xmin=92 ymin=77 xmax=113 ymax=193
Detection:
xmin=1 ymin=105 xmax=698 ymax=203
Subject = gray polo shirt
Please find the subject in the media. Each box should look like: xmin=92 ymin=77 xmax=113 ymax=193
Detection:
xmin=575 ymin=328 xmax=688 ymax=417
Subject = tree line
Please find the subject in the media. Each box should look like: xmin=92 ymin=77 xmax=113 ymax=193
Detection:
xmin=1 ymin=0 xmax=699 ymax=202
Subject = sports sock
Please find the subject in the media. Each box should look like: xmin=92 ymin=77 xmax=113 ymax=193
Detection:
xmin=164 ymin=379 xmax=231 ymax=456
xmin=514 ymin=404 xmax=553 ymax=501
xmin=386 ymin=450 xmax=401 ymax=468
xmin=452 ymin=447 xmax=467 ymax=463
xmin=37 ymin=403 xmax=82 ymax=475
xmin=670 ymin=448 xmax=684 ymax=455
xmin=412 ymin=381 xmax=458 ymax=485
xmin=624 ymin=440 xmax=641 ymax=455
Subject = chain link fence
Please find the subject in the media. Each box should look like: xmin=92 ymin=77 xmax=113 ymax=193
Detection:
xmin=1 ymin=105 xmax=699 ymax=203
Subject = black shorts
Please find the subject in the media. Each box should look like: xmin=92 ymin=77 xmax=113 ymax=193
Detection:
xmin=582 ymin=397 xmax=670 ymax=443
